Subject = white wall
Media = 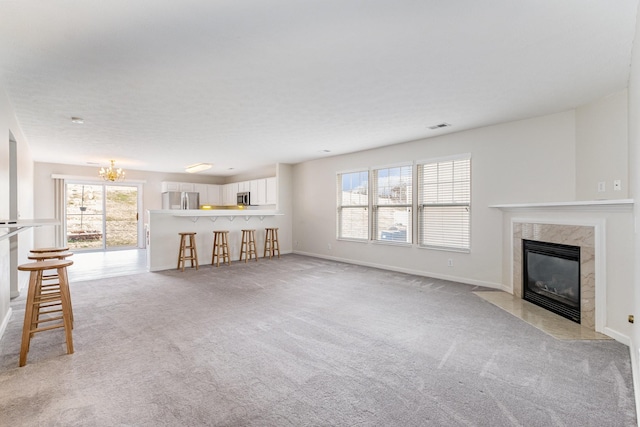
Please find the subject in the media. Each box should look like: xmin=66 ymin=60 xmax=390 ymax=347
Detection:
xmin=576 ymin=89 xmax=629 ymax=200
xmin=627 ymin=0 xmax=640 ymax=414
xmin=0 ymin=86 xmax=34 ymax=338
xmin=227 ymin=164 xmax=277 ymax=183
xmin=293 ymin=111 xmax=576 ymax=288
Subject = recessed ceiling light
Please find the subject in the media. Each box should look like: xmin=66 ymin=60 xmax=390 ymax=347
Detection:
xmin=71 ymin=117 xmax=84 ymax=124
xmin=319 ymin=149 xmax=331 ymax=153
xmin=185 ymin=163 xmax=212 ymax=173
xmin=428 ymin=122 xmax=451 ymax=130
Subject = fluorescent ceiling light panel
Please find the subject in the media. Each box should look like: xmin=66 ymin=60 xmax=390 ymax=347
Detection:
xmin=185 ymin=163 xmax=212 ymax=173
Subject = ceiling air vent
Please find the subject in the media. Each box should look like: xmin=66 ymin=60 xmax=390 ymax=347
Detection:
xmin=428 ymin=122 xmax=451 ymax=130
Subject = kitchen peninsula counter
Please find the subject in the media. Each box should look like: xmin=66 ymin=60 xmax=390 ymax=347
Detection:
xmin=146 ymin=209 xmax=287 ymax=271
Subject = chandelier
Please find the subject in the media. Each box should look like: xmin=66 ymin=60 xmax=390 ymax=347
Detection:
xmin=99 ymin=160 xmax=125 ymax=182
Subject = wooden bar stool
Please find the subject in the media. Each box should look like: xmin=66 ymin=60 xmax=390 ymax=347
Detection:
xmin=17 ymin=259 xmax=74 ymax=367
xmin=239 ymin=229 xmax=258 ymax=262
xmin=263 ymin=227 xmax=281 ymax=259
xmin=177 ymin=232 xmax=199 ymax=271
xmin=211 ymin=230 xmax=231 ymax=267
xmin=30 ymin=246 xmax=69 ymax=253
xmin=28 ymin=251 xmax=75 ymax=324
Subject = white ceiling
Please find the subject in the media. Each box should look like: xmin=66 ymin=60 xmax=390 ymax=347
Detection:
xmin=0 ymin=0 xmax=637 ymax=176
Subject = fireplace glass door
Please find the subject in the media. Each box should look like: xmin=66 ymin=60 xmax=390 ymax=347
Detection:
xmin=523 ymin=239 xmax=580 ymax=323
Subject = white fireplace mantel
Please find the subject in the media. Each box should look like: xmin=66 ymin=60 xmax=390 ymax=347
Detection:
xmin=490 ymin=199 xmax=633 ymax=209
xmin=491 ymin=198 xmax=634 ymax=344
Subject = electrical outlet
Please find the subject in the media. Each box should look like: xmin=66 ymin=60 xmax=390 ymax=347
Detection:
xmin=447 ymin=259 xmax=454 ymax=267
xmin=614 ymin=180 xmax=621 ymax=191
xmin=597 ymin=181 xmax=605 ymax=192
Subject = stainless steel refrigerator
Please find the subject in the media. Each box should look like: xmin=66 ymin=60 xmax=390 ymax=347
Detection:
xmin=162 ymin=191 xmax=200 ymax=210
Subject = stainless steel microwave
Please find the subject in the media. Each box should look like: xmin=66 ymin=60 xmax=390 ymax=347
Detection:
xmin=237 ymin=192 xmax=250 ymax=206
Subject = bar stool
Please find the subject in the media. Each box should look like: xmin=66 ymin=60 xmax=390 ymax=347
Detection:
xmin=177 ymin=232 xmax=199 ymax=271
xmin=17 ymin=259 xmax=74 ymax=367
xmin=31 ymin=246 xmax=69 ymax=253
xmin=211 ymin=230 xmax=231 ymax=267
xmin=28 ymin=251 xmax=75 ymax=324
xmin=239 ymin=229 xmax=258 ymax=262
xmin=263 ymin=227 xmax=281 ymax=259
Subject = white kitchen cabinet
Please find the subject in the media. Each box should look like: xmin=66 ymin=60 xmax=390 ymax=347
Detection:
xmin=162 ymin=181 xmax=195 ymax=192
xmin=161 ymin=181 xmax=180 ymax=192
xmin=266 ymin=177 xmax=277 ymax=205
xmin=250 ymin=179 xmax=267 ymax=205
xmin=223 ymin=183 xmax=238 ymax=206
xmin=193 ymin=183 xmax=208 ymax=206
xmin=179 ymin=182 xmax=195 ymax=192
xmin=207 ymin=185 xmax=221 ymax=205
xmin=238 ymin=181 xmax=250 ymax=192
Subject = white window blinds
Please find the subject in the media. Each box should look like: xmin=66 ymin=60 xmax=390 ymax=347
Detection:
xmin=337 ymin=171 xmax=369 ymax=240
xmin=372 ymin=165 xmax=412 ymax=244
xmin=418 ymin=156 xmax=471 ymax=251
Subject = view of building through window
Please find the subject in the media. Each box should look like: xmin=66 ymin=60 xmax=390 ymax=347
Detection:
xmin=337 ymin=171 xmax=369 ymax=240
xmin=373 ymin=165 xmax=412 ymax=243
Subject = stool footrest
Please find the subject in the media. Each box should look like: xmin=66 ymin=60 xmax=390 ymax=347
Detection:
xmin=32 ymin=323 xmax=66 ymax=333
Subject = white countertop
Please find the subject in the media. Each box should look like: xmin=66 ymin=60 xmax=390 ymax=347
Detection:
xmin=0 ymin=218 xmax=59 ymax=228
xmin=148 ymin=209 xmax=282 ymax=217
xmin=0 ymin=219 xmax=59 ymax=241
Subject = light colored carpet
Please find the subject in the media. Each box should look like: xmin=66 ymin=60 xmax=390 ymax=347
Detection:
xmin=0 ymin=254 xmax=635 ymax=426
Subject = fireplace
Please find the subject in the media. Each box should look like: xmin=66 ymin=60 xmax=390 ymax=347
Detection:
xmin=522 ymin=239 xmax=581 ymax=323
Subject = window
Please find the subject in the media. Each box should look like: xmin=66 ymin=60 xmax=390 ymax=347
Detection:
xmin=337 ymin=171 xmax=369 ymax=240
xmin=418 ymin=155 xmax=471 ymax=251
xmin=373 ymin=165 xmax=412 ymax=243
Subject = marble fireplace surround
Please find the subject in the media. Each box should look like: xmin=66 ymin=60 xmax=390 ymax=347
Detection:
xmin=513 ymin=221 xmax=599 ymax=330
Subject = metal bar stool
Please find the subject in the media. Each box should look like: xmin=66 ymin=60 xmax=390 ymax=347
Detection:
xmin=239 ymin=229 xmax=258 ymax=262
xmin=263 ymin=227 xmax=281 ymax=259
xmin=17 ymin=259 xmax=74 ymax=367
xmin=28 ymin=251 xmax=75 ymax=325
xmin=211 ymin=230 xmax=231 ymax=267
xmin=177 ymin=232 xmax=199 ymax=271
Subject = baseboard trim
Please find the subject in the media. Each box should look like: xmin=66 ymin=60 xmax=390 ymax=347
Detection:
xmin=150 ymin=250 xmax=294 ymax=272
xmin=292 ymin=250 xmax=507 ymax=291
xmin=0 ymin=307 xmax=13 ymax=347
xmin=603 ymin=327 xmax=630 ymax=346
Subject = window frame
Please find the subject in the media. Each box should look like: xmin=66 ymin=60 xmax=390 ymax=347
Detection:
xmin=417 ymin=154 xmax=471 ymax=252
xmin=371 ymin=163 xmax=413 ymax=245
xmin=336 ymin=169 xmax=370 ymax=242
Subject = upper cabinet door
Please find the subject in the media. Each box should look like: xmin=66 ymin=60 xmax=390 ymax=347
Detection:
xmin=207 ymin=185 xmax=221 ymax=205
xmin=193 ymin=183 xmax=208 ymax=205
xmin=251 ymin=179 xmax=267 ymax=205
xmin=223 ymin=183 xmax=238 ymax=205
xmin=266 ymin=177 xmax=277 ymax=205
xmin=161 ymin=182 xmax=180 ymax=192
xmin=179 ymin=182 xmax=195 ymax=192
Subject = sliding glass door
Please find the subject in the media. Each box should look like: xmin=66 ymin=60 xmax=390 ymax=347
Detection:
xmin=65 ymin=182 xmax=141 ymax=251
